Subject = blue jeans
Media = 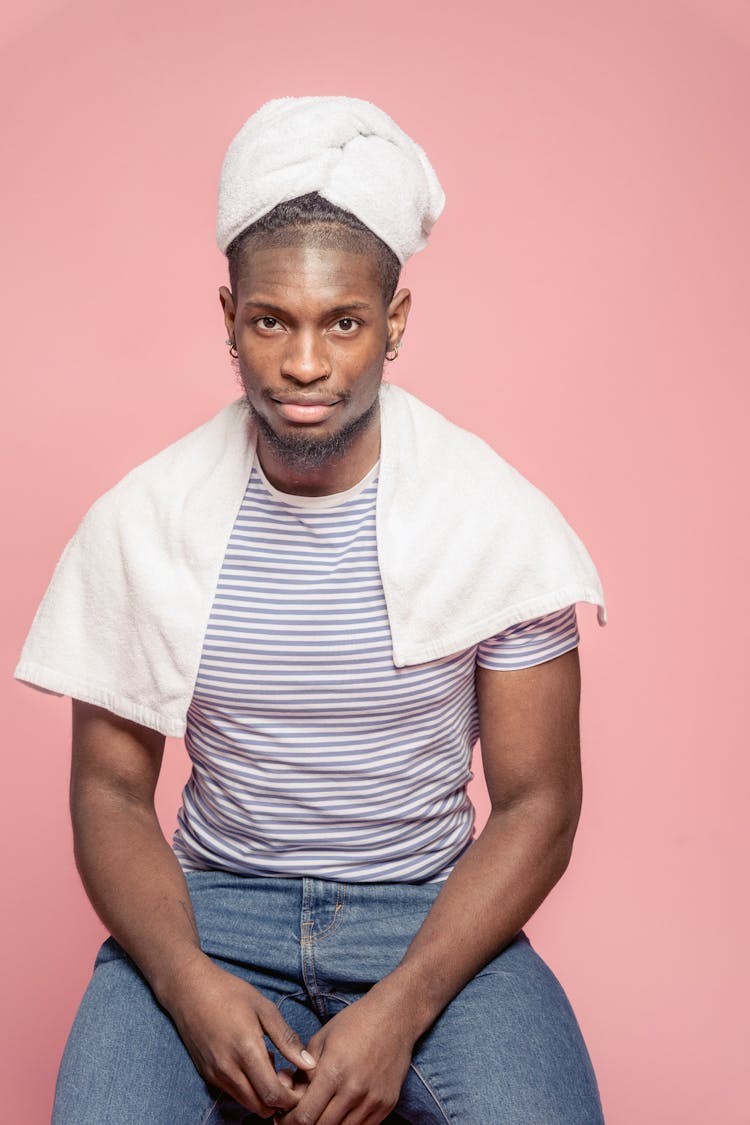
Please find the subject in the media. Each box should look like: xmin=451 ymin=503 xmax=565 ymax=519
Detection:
xmin=52 ymin=872 xmax=605 ymax=1124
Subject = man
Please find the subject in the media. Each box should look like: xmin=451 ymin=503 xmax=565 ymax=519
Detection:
xmin=16 ymin=96 xmax=607 ymax=1124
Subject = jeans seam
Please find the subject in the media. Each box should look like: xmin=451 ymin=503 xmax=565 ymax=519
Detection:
xmin=276 ymin=990 xmax=309 ymax=1010
xmin=199 ymin=1093 xmax=222 ymax=1125
xmin=406 ymin=1059 xmax=453 ymax=1124
xmin=300 ymin=921 xmax=321 ymax=1008
xmin=311 ymin=883 xmax=347 ymax=940
xmin=318 ymin=990 xmax=352 ymax=1006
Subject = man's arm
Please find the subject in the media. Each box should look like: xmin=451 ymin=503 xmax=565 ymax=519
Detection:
xmin=69 ymin=699 xmax=316 ymax=1116
xmin=279 ymin=646 xmax=583 ymax=1125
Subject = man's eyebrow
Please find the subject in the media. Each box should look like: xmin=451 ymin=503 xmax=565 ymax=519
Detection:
xmin=325 ymin=302 xmax=373 ymax=315
xmin=242 ymin=299 xmax=373 ymax=315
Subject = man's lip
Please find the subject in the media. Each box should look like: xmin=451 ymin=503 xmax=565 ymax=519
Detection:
xmin=270 ymin=395 xmax=341 ymax=406
xmin=271 ymin=398 xmax=341 ymax=424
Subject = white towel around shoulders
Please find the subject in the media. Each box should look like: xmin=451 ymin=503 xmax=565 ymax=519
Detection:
xmin=14 ymin=383 xmax=606 ymax=736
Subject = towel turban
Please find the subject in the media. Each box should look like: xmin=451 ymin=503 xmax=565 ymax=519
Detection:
xmin=216 ymin=95 xmax=445 ymax=266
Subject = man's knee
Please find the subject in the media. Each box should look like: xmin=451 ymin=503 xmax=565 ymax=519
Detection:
xmin=398 ymin=937 xmax=604 ymax=1124
xmin=51 ymin=944 xmax=214 ymax=1125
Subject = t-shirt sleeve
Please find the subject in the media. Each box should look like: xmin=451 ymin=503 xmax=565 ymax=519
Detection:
xmin=476 ymin=604 xmax=579 ymax=670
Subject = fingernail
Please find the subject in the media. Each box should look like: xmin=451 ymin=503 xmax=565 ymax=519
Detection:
xmin=300 ymin=1049 xmax=316 ymax=1066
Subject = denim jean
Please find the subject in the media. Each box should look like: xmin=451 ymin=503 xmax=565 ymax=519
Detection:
xmin=52 ymin=871 xmax=605 ymax=1124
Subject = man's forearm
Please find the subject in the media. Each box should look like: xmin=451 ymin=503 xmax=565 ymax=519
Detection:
xmin=72 ymin=789 xmax=206 ymax=1007
xmin=370 ymin=792 xmax=578 ymax=1039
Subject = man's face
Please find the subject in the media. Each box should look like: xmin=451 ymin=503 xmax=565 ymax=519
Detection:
xmin=219 ymin=234 xmax=410 ymax=481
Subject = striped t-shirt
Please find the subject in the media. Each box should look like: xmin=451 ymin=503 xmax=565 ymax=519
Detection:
xmin=172 ymin=460 xmax=580 ymax=883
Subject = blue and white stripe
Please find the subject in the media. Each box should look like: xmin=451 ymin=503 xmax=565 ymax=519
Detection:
xmin=173 ymin=463 xmax=579 ymax=883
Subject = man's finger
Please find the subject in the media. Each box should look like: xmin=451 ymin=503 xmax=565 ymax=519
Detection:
xmin=260 ymin=1004 xmax=318 ymax=1072
xmin=277 ymin=1072 xmax=343 ymax=1125
xmin=230 ymin=1039 xmax=302 ymax=1115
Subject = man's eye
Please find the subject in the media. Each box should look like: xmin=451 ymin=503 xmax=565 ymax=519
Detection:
xmin=260 ymin=316 xmax=279 ymax=329
xmin=336 ymin=318 xmax=358 ymax=332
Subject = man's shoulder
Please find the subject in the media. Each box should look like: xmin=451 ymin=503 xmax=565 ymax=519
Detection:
xmin=82 ymin=397 xmax=252 ymax=528
xmin=380 ymin=382 xmax=549 ymax=500
xmin=109 ymin=397 xmax=250 ymax=493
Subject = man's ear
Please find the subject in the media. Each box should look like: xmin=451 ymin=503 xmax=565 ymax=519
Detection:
xmin=219 ymin=285 xmax=236 ymax=340
xmin=387 ymin=287 xmax=412 ymax=346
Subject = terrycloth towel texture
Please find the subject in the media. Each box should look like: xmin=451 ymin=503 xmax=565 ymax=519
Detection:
xmin=14 ymin=384 xmax=607 ymax=737
xmin=216 ymin=96 xmax=446 ymax=264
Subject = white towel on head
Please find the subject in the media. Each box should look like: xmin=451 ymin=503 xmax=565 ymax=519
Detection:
xmin=216 ymin=96 xmax=445 ymax=264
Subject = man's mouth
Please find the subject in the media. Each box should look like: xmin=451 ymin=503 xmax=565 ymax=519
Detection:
xmin=270 ymin=396 xmax=342 ymax=425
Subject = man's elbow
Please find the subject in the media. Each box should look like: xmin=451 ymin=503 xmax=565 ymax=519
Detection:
xmin=548 ymin=784 xmax=583 ymax=872
xmin=491 ymin=781 xmax=583 ymax=869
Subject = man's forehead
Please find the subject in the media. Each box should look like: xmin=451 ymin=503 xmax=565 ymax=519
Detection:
xmin=236 ymin=238 xmax=383 ymax=300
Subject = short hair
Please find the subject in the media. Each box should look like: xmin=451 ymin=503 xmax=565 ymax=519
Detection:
xmin=225 ymin=192 xmax=401 ymax=306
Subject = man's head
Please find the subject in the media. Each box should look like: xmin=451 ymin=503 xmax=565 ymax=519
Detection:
xmin=218 ymin=193 xmax=411 ymax=487
xmin=226 ymin=192 xmax=401 ymax=308
xmin=215 ymin=96 xmax=444 ymax=491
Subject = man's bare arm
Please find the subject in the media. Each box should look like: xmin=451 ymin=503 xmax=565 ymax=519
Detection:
xmin=71 ymin=701 xmax=200 ymax=992
xmin=70 ymin=699 xmax=315 ymax=1115
xmin=279 ymin=646 xmax=583 ymax=1125
xmin=379 ymin=645 xmax=583 ymax=1028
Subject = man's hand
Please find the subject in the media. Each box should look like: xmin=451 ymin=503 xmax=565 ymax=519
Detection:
xmin=275 ymin=986 xmax=415 ymax=1125
xmin=167 ymin=954 xmax=317 ymax=1119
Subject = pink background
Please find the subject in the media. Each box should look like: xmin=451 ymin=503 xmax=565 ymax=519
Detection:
xmin=2 ymin=1 xmax=748 ymax=1121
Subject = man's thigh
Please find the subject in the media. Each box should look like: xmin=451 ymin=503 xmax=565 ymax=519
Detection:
xmin=395 ymin=932 xmax=605 ymax=1125
xmin=51 ymin=937 xmax=320 ymax=1125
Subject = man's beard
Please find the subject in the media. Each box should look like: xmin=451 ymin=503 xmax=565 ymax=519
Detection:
xmin=247 ymin=392 xmax=380 ymax=472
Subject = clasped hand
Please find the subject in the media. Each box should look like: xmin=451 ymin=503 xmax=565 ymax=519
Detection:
xmin=168 ymin=957 xmax=416 ymax=1124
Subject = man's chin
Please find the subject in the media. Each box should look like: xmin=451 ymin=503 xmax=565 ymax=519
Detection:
xmin=249 ymin=396 xmax=379 ymax=472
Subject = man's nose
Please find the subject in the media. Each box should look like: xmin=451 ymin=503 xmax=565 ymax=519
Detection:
xmin=280 ymin=331 xmax=332 ymax=383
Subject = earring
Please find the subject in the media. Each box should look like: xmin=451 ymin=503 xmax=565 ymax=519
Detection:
xmin=225 ymin=337 xmax=239 ymax=359
xmin=385 ymin=340 xmax=402 ymax=362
